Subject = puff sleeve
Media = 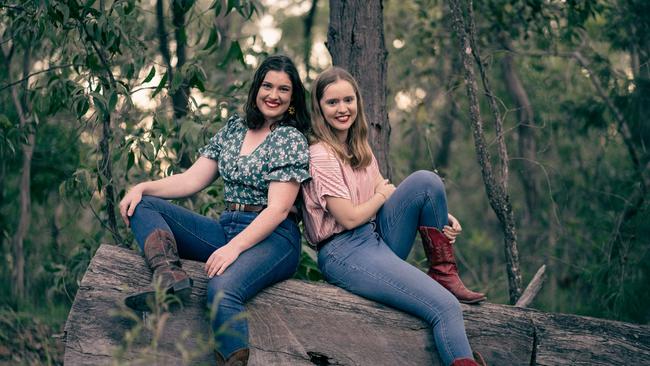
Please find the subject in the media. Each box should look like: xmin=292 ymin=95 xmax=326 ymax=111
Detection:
xmin=263 ymin=127 xmax=310 ymax=183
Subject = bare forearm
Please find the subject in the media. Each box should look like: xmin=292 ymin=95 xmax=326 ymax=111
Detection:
xmin=329 ymin=193 xmax=386 ymax=230
xmin=137 ymin=173 xmax=204 ymax=199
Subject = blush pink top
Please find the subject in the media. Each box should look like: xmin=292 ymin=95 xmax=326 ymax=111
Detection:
xmin=301 ymin=142 xmax=381 ymax=245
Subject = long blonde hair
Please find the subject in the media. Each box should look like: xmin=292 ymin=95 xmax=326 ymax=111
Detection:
xmin=310 ymin=67 xmax=373 ymax=169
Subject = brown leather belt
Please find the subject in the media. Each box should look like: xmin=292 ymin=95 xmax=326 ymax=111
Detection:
xmin=225 ymin=202 xmax=300 ymax=222
xmin=225 ymin=202 xmax=266 ymax=212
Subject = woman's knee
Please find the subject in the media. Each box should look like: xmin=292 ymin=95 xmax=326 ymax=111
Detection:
xmin=438 ymin=293 xmax=464 ymax=323
xmin=408 ymin=170 xmax=445 ymax=195
xmin=130 ymin=196 xmax=161 ymax=221
xmin=136 ymin=195 xmax=162 ymax=210
xmin=426 ymin=290 xmax=463 ymax=325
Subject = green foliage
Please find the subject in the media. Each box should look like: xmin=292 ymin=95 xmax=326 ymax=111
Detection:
xmin=294 ymin=240 xmax=323 ymax=282
xmin=386 ymin=0 xmax=649 ymax=322
xmin=0 ymin=306 xmax=64 ymax=365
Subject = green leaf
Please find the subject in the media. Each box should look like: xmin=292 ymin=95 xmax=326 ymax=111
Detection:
xmin=0 ymin=115 xmax=11 ymax=129
xmin=226 ymin=0 xmax=239 ymax=15
xmin=212 ymin=0 xmax=223 ymax=16
xmin=151 ymin=71 xmax=168 ymax=98
xmin=203 ymin=27 xmax=220 ymax=51
xmin=219 ymin=41 xmax=244 ymax=67
xmin=108 ymin=91 xmax=118 ymax=112
xmin=75 ymin=97 xmax=90 ymax=118
xmin=126 ymin=150 xmax=135 ymax=172
xmin=115 ymin=81 xmax=130 ymax=95
xmin=91 ymin=92 xmax=108 ymax=116
xmin=60 ymin=3 xmax=70 ymax=24
xmin=171 ymin=71 xmax=184 ymax=92
xmin=142 ymin=66 xmax=156 ymax=84
xmin=188 ymin=65 xmax=207 ymax=92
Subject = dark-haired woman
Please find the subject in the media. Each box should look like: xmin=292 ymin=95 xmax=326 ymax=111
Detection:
xmin=119 ymin=55 xmax=310 ymax=365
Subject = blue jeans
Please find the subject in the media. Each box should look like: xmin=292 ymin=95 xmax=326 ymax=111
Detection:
xmin=129 ymin=196 xmax=301 ymax=358
xmin=317 ymin=171 xmax=473 ymax=366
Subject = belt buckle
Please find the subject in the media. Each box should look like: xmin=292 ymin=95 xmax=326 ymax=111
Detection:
xmin=234 ymin=203 xmax=243 ymax=211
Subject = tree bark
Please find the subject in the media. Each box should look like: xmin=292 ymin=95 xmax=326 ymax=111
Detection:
xmin=171 ymin=0 xmax=190 ymax=120
xmin=8 ymin=46 xmax=34 ymax=300
xmin=447 ymin=0 xmax=523 ymax=304
xmin=98 ymin=111 xmax=122 ymax=245
xmin=327 ymin=0 xmax=392 ymax=178
xmin=515 ymin=264 xmax=546 ymax=308
xmin=500 ymin=37 xmax=539 ymax=228
xmin=435 ymin=33 xmax=462 ymax=171
xmin=64 ymin=245 xmax=650 ymax=366
xmin=156 ymin=0 xmax=192 ymax=168
xmin=303 ymin=0 xmax=319 ymax=82
xmin=79 ymin=15 xmax=124 ymax=246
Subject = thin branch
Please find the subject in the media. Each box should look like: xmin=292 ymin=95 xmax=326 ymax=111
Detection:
xmin=448 ymin=0 xmax=523 ymax=303
xmin=466 ymin=0 xmax=509 ymax=191
xmin=515 ymin=264 xmax=546 ymax=308
xmin=0 ymin=64 xmax=80 ymax=93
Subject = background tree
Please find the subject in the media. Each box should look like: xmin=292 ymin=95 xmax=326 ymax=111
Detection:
xmin=327 ymin=0 xmax=392 ymax=177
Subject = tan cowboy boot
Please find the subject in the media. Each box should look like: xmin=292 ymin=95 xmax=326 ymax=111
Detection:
xmin=124 ymin=229 xmax=192 ymax=311
xmin=216 ymin=349 xmax=249 ymax=366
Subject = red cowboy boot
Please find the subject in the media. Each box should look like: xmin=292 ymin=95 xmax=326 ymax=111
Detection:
xmin=419 ymin=226 xmax=486 ymax=304
xmin=451 ymin=351 xmax=487 ymax=366
xmin=124 ymin=229 xmax=192 ymax=311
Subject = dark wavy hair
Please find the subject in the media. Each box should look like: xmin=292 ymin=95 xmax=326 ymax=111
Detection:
xmin=244 ymin=55 xmax=310 ymax=133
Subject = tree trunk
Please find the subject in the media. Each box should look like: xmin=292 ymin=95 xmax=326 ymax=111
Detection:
xmin=171 ymin=0 xmax=190 ymax=120
xmin=447 ymin=0 xmax=523 ymax=304
xmin=157 ymin=0 xmax=192 ymax=168
xmin=80 ymin=11 xmax=124 ymax=246
xmin=64 ymin=245 xmax=650 ymax=366
xmin=500 ymin=38 xmax=539 ymax=229
xmin=99 ymin=111 xmax=122 ymax=245
xmin=327 ymin=0 xmax=392 ymax=178
xmin=9 ymin=46 xmax=34 ymax=300
xmin=303 ymin=0 xmax=319 ymax=82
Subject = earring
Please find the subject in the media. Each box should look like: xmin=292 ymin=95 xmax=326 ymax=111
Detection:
xmin=288 ymin=105 xmax=296 ymax=115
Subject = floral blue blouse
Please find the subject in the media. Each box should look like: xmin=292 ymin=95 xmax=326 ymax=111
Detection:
xmin=198 ymin=114 xmax=310 ymax=205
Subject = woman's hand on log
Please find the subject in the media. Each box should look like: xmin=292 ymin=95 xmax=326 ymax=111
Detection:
xmin=119 ymin=186 xmax=143 ymax=227
xmin=205 ymin=243 xmax=243 ymax=277
xmin=443 ymin=213 xmax=462 ymax=244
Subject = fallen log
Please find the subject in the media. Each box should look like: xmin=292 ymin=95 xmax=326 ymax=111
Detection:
xmin=63 ymin=244 xmax=650 ymax=365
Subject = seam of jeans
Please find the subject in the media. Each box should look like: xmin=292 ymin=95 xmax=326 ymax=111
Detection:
xmin=158 ymin=211 xmax=221 ymax=251
xmin=380 ymin=191 xmax=427 ymax=238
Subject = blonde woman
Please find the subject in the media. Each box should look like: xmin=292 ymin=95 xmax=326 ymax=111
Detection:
xmin=301 ymin=67 xmax=485 ymax=366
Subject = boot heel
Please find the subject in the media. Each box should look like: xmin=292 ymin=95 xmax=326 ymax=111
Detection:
xmin=124 ymin=290 xmax=156 ymax=312
xmin=171 ymin=277 xmax=192 ymax=292
xmin=171 ymin=278 xmax=193 ymax=304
